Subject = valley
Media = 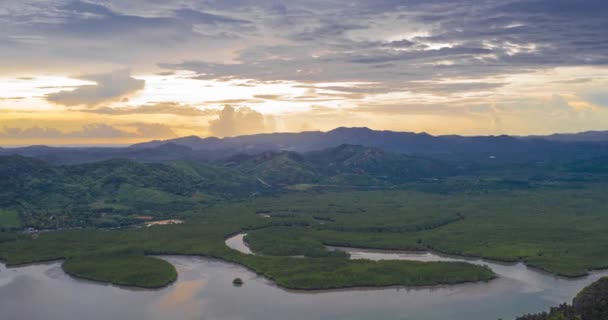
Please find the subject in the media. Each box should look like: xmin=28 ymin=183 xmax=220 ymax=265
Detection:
xmin=2 ymin=128 xmax=608 ymax=319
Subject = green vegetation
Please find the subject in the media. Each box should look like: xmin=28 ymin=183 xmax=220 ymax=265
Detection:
xmin=243 ymin=257 xmax=494 ymax=289
xmin=0 ymin=208 xmax=20 ymax=230
xmin=63 ymin=252 xmax=177 ymax=288
xmin=517 ymin=277 xmax=608 ymax=320
xmin=245 ymin=227 xmax=348 ymax=258
xmin=0 ymin=156 xmax=216 ymax=229
xmin=2 ymin=182 xmax=608 ymax=288
xmin=3 ymin=147 xmax=608 ymax=290
xmin=0 ymin=205 xmax=494 ymax=290
xmin=244 ymin=188 xmax=608 ymax=277
xmin=1 ymin=145 xmax=452 ymax=229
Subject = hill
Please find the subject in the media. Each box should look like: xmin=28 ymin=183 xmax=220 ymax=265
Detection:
xmin=306 ymin=144 xmax=454 ymax=182
xmin=0 ymin=156 xmax=218 ymax=229
xmin=4 ymin=127 xmax=608 ymax=165
xmin=220 ymin=144 xmax=454 ymax=186
xmin=3 ymin=141 xmax=608 ymax=230
xmin=0 ymin=145 xmax=462 ymax=229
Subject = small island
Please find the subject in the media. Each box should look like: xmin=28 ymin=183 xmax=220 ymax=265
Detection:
xmin=233 ymin=277 xmax=244 ymax=286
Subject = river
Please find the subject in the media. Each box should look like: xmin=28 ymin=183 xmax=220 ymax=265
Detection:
xmin=0 ymin=233 xmax=606 ymax=320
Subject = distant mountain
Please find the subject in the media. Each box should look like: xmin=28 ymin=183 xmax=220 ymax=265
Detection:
xmin=3 ymin=127 xmax=608 ymax=165
xmin=133 ymin=127 xmax=608 ymax=162
xmin=528 ymin=131 xmax=608 ymax=142
xmin=109 ymin=127 xmax=448 ymax=155
xmin=0 ymin=142 xmax=217 ymax=164
xmin=129 ymin=127 xmax=608 ymax=165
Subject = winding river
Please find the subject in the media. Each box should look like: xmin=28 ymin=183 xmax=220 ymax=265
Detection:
xmin=1 ymin=233 xmax=606 ymax=320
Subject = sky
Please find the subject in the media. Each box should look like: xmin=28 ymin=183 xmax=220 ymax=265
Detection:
xmin=1 ymin=0 xmax=608 ymax=145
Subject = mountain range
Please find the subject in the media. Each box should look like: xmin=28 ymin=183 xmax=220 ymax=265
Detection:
xmin=2 ymin=127 xmax=608 ymax=165
xmin=3 ymin=129 xmax=608 ymax=229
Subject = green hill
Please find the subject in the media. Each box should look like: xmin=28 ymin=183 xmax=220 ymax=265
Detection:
xmin=224 ymin=151 xmax=319 ymax=185
xmin=306 ymin=144 xmax=455 ymax=184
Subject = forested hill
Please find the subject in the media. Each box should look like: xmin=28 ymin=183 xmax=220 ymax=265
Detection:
xmin=4 ymin=140 xmax=608 ymax=231
xmin=0 ymin=145 xmax=455 ymax=229
xmin=3 ymin=127 xmax=608 ymax=165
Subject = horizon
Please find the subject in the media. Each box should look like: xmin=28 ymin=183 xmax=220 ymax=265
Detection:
xmin=3 ymin=3 xmax=608 ymax=317
xmin=1 ymin=1 xmax=608 ymax=145
xmin=1 ymin=126 xmax=606 ymax=148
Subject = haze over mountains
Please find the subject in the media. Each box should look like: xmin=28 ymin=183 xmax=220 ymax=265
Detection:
xmin=2 ymin=127 xmax=608 ymax=165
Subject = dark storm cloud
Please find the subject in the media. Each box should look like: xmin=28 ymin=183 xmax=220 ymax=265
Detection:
xmin=347 ymin=47 xmax=493 ymax=64
xmin=12 ymin=1 xmax=247 ymax=41
xmin=0 ymin=0 xmax=252 ymax=68
xmin=3 ymin=0 xmax=607 ymax=88
xmin=154 ymin=1 xmax=600 ymax=96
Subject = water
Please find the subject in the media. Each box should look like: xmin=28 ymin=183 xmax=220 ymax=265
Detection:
xmin=0 ymin=235 xmax=606 ymax=320
xmin=225 ymin=233 xmax=253 ymax=254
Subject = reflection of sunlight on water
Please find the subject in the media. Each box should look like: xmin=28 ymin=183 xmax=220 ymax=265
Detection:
xmin=3 ymin=256 xmax=608 ymax=320
xmin=153 ymin=279 xmax=209 ymax=320
xmin=0 ymin=269 xmax=13 ymax=287
xmin=159 ymin=279 xmax=207 ymax=307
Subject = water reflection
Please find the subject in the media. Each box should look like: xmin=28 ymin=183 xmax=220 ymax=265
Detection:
xmin=2 ymin=241 xmax=608 ymax=320
xmin=225 ymin=233 xmax=253 ymax=254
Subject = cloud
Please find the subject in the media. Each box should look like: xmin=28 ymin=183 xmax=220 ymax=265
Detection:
xmin=5 ymin=0 xmax=607 ymax=86
xmin=583 ymin=92 xmax=608 ymax=108
xmin=0 ymin=123 xmax=175 ymax=140
xmin=203 ymin=98 xmax=265 ymax=105
xmin=155 ymin=0 xmax=608 ymax=92
xmin=83 ymin=102 xmax=214 ymax=116
xmin=2 ymin=0 xmax=608 ymax=136
xmin=174 ymin=8 xmax=252 ymax=26
xmin=130 ymin=123 xmax=177 ymax=138
xmin=253 ymin=94 xmax=285 ymax=100
xmin=46 ymin=70 xmax=145 ymax=106
xmin=0 ymin=1 xmax=251 ymax=71
xmin=208 ymin=105 xmax=275 ymax=137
